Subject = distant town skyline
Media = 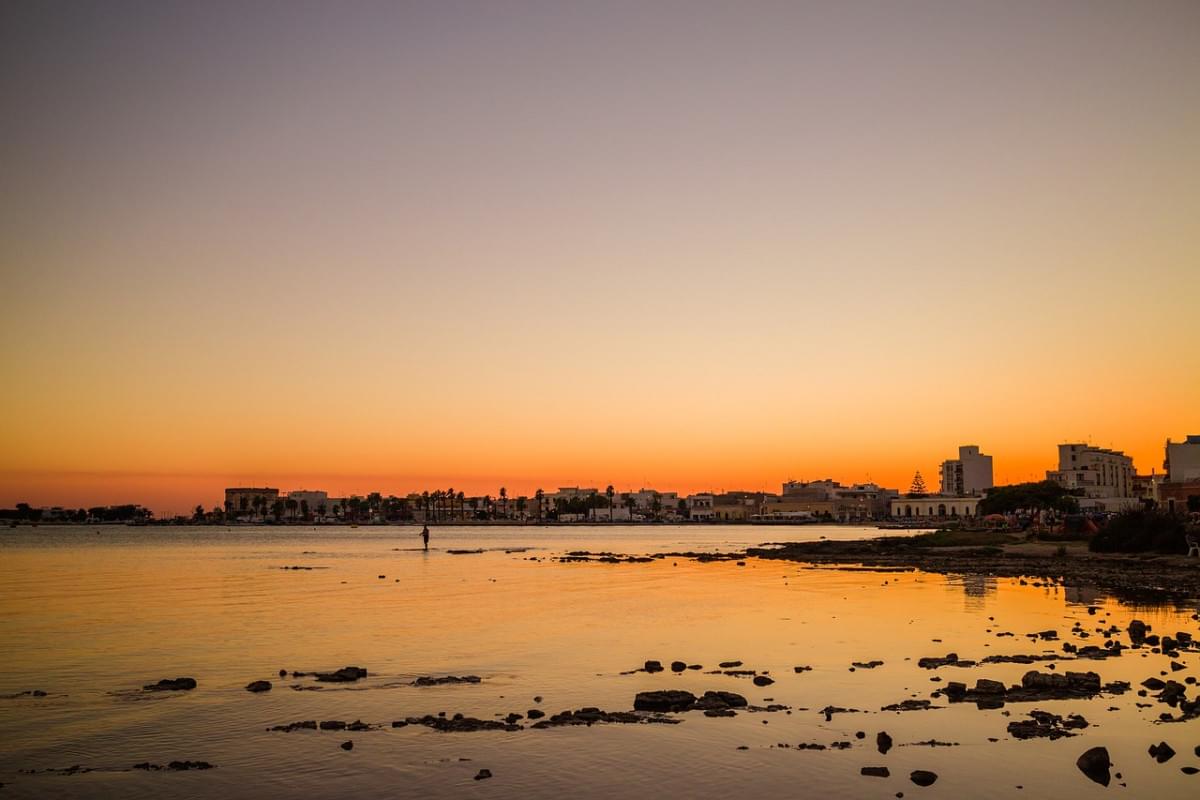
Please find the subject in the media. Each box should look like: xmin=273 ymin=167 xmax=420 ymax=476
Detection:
xmin=2 ymin=2 xmax=1197 ymax=515
xmin=4 ymin=436 xmax=1190 ymax=516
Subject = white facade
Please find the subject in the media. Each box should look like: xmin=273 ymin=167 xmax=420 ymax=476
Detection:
xmin=939 ymin=445 xmax=993 ymax=496
xmin=287 ymin=490 xmax=328 ymax=507
xmin=890 ymin=496 xmax=981 ymax=518
xmin=1166 ymin=435 xmax=1200 ymax=482
xmin=1046 ymin=444 xmax=1134 ymax=499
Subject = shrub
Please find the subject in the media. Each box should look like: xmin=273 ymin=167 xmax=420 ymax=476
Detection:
xmin=1088 ymin=509 xmax=1187 ymax=554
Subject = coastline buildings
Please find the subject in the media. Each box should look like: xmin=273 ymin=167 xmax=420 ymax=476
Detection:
xmin=889 ymin=495 xmax=981 ymax=519
xmin=939 ymin=446 xmax=993 ymax=496
xmin=1045 ymin=444 xmax=1137 ymax=511
xmin=224 ymin=487 xmax=279 ymax=517
xmin=1160 ymin=435 xmax=1200 ymax=514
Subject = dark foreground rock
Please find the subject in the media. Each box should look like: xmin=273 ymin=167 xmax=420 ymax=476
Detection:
xmin=405 ymin=714 xmax=521 ymax=732
xmin=942 ymin=671 xmax=1107 ymax=707
xmin=633 ymin=690 xmax=750 ymax=714
xmin=132 ymin=761 xmax=214 ymax=771
xmin=529 ymin=707 xmax=682 ymax=728
xmin=910 ymin=770 xmax=938 ymax=787
xmin=1007 ymin=710 xmax=1088 ymax=740
xmin=1077 ymin=746 xmax=1112 ymax=786
xmin=861 ymin=767 xmax=890 ymax=778
xmin=245 ymin=681 xmax=272 ymax=693
xmin=474 ymin=769 xmax=492 ymax=780
xmin=413 ymin=675 xmax=481 ymax=686
xmin=143 ymin=678 xmax=197 ymax=692
xmin=1149 ymin=742 xmax=1176 ymax=763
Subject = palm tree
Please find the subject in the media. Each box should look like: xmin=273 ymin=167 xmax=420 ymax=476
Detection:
xmin=606 ymin=485 xmax=615 ymax=522
xmin=447 ymin=488 xmax=456 ymax=521
xmin=516 ymin=496 xmax=527 ymax=519
xmin=535 ymin=488 xmax=544 ymax=523
xmin=483 ymin=494 xmax=492 ymax=519
xmin=285 ymin=497 xmax=299 ymax=520
xmin=499 ymin=487 xmax=508 ymax=519
xmin=316 ymin=502 xmax=326 ymax=521
xmin=193 ymin=504 xmax=205 ymax=522
xmin=457 ymin=491 xmax=465 ymax=521
xmin=421 ymin=491 xmax=430 ymax=522
xmin=300 ymin=499 xmax=310 ymax=520
xmin=624 ymin=495 xmax=637 ymax=519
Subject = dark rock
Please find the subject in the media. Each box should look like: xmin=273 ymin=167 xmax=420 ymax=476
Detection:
xmin=794 ymin=665 xmax=812 ymax=673
xmin=671 ymin=661 xmax=687 ymax=672
xmin=269 ymin=720 xmax=317 ymax=732
xmin=406 ymin=714 xmax=520 ymax=732
xmin=391 ymin=720 xmax=408 ymax=728
xmin=340 ymin=740 xmax=353 ymax=751
xmin=245 ymin=680 xmax=272 ymax=693
xmin=413 ymin=675 xmax=481 ymax=686
xmin=820 ymin=706 xmax=861 ymax=721
xmin=1182 ymin=766 xmax=1198 ymax=775
xmin=644 ymin=660 xmax=664 ymax=673
xmin=1076 ymin=746 xmax=1112 ymax=787
xmin=881 ymin=699 xmax=937 ymax=712
xmin=917 ymin=654 xmax=976 ymax=669
xmin=1149 ymin=742 xmax=1176 ymax=763
xmin=862 ymin=767 xmax=890 ymax=778
xmin=877 ymin=731 xmax=893 ymax=754
xmin=1007 ymin=710 xmax=1088 ymax=740
xmin=719 ymin=661 xmax=743 ymax=668
xmin=1129 ymin=620 xmax=1148 ymax=646
xmin=474 ymin=769 xmax=492 ymax=780
xmin=526 ymin=709 xmax=545 ymax=719
xmin=278 ymin=669 xmax=287 ymax=677
xmin=634 ymin=690 xmax=696 ymax=712
xmin=693 ymin=690 xmax=748 ymax=710
xmin=909 ymin=770 xmax=938 ymax=787
xmin=308 ymin=666 xmax=367 ymax=683
xmin=143 ymin=677 xmax=197 ymax=691
xmin=752 ymin=675 xmax=775 ymax=687
xmin=852 ymin=660 xmax=884 ymax=669
xmin=319 ymin=720 xmax=347 ymax=730
xmin=347 ymin=720 xmax=370 ymax=731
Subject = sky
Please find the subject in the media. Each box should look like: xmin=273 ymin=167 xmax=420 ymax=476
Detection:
xmin=1 ymin=0 xmax=1198 ymax=514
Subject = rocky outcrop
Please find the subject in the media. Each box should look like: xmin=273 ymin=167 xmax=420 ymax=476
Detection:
xmin=143 ymin=678 xmax=197 ymax=691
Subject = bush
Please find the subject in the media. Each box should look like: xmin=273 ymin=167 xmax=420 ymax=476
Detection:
xmin=1088 ymin=509 xmax=1187 ymax=554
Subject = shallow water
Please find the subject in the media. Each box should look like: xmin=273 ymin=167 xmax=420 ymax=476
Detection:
xmin=1 ymin=524 xmax=1198 ymax=798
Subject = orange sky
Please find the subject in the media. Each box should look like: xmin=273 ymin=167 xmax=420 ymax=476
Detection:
xmin=1 ymin=2 xmax=1197 ymax=514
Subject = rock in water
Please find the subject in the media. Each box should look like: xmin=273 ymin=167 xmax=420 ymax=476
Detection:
xmin=1149 ymin=742 xmax=1176 ymax=763
xmin=245 ymin=681 xmax=272 ymax=693
xmin=143 ymin=677 xmax=197 ymax=691
xmin=340 ymin=740 xmax=353 ymax=751
xmin=644 ymin=660 xmax=664 ymax=673
xmin=909 ymin=770 xmax=938 ymax=787
xmin=877 ymin=731 xmax=893 ymax=754
xmin=633 ymin=690 xmax=696 ymax=712
xmin=862 ymin=767 xmax=890 ymax=778
xmin=671 ymin=661 xmax=687 ymax=672
xmin=474 ymin=769 xmax=492 ymax=780
xmin=752 ymin=675 xmax=775 ymax=687
xmin=1076 ymin=746 xmax=1112 ymax=786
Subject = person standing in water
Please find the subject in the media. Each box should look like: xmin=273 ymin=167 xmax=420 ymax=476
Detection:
xmin=420 ymin=525 xmax=430 ymax=551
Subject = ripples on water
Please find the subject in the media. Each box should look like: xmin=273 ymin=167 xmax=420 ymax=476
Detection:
xmin=1 ymin=525 xmax=1197 ymax=798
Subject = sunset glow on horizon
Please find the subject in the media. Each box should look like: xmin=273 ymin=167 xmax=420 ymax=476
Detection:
xmin=2 ymin=1 xmax=1197 ymax=514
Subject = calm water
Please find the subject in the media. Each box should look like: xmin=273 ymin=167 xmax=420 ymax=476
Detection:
xmin=1 ymin=524 xmax=1197 ymax=798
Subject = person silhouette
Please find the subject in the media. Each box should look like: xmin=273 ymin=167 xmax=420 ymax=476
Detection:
xmin=420 ymin=525 xmax=430 ymax=551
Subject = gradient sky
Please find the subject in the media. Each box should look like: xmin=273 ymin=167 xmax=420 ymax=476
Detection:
xmin=2 ymin=0 xmax=1198 ymax=513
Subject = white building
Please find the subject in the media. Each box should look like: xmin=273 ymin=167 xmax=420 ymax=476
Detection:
xmin=287 ymin=490 xmax=328 ymax=508
xmin=939 ymin=445 xmax=993 ymax=496
xmin=686 ymin=493 xmax=716 ymax=521
xmin=1165 ymin=435 xmax=1200 ymax=482
xmin=1046 ymin=443 xmax=1135 ymax=499
xmin=890 ymin=496 xmax=981 ymax=518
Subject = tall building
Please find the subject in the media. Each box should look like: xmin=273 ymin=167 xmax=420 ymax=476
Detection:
xmin=939 ymin=445 xmax=993 ymax=496
xmin=1165 ymin=435 xmax=1200 ymax=482
xmin=1046 ymin=444 xmax=1134 ymax=500
xmin=224 ymin=487 xmax=280 ymax=516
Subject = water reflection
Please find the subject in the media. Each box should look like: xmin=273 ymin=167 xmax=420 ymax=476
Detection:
xmin=0 ymin=525 xmax=1197 ymax=800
